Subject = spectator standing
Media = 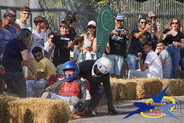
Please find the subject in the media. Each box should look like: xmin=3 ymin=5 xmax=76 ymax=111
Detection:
xmin=127 ymin=17 xmax=151 ymax=70
xmin=44 ymin=32 xmax=55 ymax=60
xmin=16 ymin=6 xmax=32 ymax=31
xmin=26 ymin=47 xmax=56 ymax=97
xmin=29 ymin=16 xmax=47 ymax=58
xmin=65 ymin=11 xmax=78 ymax=40
xmin=6 ymin=8 xmax=21 ymax=31
xmin=128 ymin=41 xmax=163 ymax=79
xmin=0 ymin=13 xmax=17 ymax=64
xmin=49 ymin=20 xmax=73 ymax=67
xmin=147 ymin=11 xmax=163 ymax=51
xmin=107 ymin=14 xmax=131 ymax=78
xmin=80 ymin=20 xmax=97 ymax=61
xmin=3 ymin=29 xmax=37 ymax=97
xmin=163 ymin=18 xmax=184 ymax=78
xmin=70 ymin=35 xmax=84 ymax=62
xmin=155 ymin=41 xmax=171 ymax=78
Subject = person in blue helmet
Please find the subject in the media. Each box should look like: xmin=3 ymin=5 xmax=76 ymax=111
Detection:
xmin=41 ymin=61 xmax=91 ymax=116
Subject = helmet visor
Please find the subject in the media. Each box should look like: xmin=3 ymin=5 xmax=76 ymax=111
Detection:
xmin=94 ymin=65 xmax=103 ymax=76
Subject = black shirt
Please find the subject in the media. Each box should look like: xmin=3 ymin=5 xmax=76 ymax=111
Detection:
xmin=52 ymin=33 xmax=72 ymax=67
xmin=109 ymin=29 xmax=128 ymax=57
xmin=78 ymin=60 xmax=113 ymax=108
xmin=163 ymin=29 xmax=184 ymax=45
xmin=128 ymin=29 xmax=151 ymax=56
xmin=3 ymin=39 xmax=27 ymax=72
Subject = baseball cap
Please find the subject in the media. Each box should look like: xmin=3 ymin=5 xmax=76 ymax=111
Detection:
xmin=87 ymin=20 xmax=96 ymax=27
xmin=116 ymin=14 xmax=124 ymax=21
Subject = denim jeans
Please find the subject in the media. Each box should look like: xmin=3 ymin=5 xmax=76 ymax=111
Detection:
xmin=26 ymin=79 xmax=46 ymax=97
xmin=50 ymin=93 xmax=74 ymax=112
xmin=127 ymin=54 xmax=138 ymax=70
xmin=107 ymin=54 xmax=124 ymax=77
xmin=128 ymin=70 xmax=150 ymax=79
xmin=166 ymin=46 xmax=180 ymax=78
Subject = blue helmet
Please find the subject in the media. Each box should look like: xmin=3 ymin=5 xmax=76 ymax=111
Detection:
xmin=62 ymin=61 xmax=79 ymax=82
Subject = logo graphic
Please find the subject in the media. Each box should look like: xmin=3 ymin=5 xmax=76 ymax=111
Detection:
xmin=123 ymin=86 xmax=181 ymax=120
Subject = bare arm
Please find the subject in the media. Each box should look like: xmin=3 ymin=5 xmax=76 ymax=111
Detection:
xmin=21 ymin=50 xmax=36 ymax=76
xmin=141 ymin=63 xmax=148 ymax=71
xmin=48 ymin=43 xmax=54 ymax=59
xmin=134 ymin=24 xmax=151 ymax=39
xmin=92 ymin=38 xmax=97 ymax=53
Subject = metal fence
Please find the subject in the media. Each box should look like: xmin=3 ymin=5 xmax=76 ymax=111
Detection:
xmin=0 ymin=0 xmax=184 ymax=34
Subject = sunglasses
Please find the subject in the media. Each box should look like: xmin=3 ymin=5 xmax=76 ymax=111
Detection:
xmin=171 ymin=22 xmax=178 ymax=25
xmin=150 ymin=16 xmax=157 ymax=19
xmin=3 ymin=13 xmax=16 ymax=18
xmin=88 ymin=26 xmax=96 ymax=29
xmin=140 ymin=22 xmax=146 ymax=24
xmin=117 ymin=20 xmax=124 ymax=24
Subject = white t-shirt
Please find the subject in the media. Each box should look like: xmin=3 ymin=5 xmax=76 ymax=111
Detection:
xmin=29 ymin=30 xmax=45 ymax=58
xmin=144 ymin=50 xmax=163 ymax=79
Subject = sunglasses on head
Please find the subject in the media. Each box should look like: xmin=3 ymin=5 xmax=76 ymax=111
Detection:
xmin=150 ymin=16 xmax=157 ymax=19
xmin=171 ymin=22 xmax=178 ymax=25
xmin=88 ymin=26 xmax=96 ymax=29
xmin=140 ymin=22 xmax=146 ymax=24
xmin=117 ymin=20 xmax=124 ymax=24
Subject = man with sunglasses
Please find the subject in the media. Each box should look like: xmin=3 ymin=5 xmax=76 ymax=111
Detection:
xmin=127 ymin=17 xmax=151 ymax=71
xmin=16 ymin=6 xmax=32 ymax=31
xmin=6 ymin=8 xmax=21 ymax=31
xmin=78 ymin=57 xmax=118 ymax=116
xmin=147 ymin=11 xmax=163 ymax=51
xmin=108 ymin=14 xmax=131 ymax=79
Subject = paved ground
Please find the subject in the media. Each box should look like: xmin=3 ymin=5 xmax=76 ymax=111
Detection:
xmin=69 ymin=96 xmax=184 ymax=123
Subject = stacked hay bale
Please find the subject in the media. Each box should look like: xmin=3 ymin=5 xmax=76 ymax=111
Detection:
xmin=160 ymin=79 xmax=184 ymax=96
xmin=136 ymin=78 xmax=163 ymax=99
xmin=110 ymin=78 xmax=137 ymax=100
xmin=0 ymin=96 xmax=70 ymax=123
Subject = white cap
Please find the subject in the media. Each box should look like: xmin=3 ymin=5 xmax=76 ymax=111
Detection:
xmin=87 ymin=20 xmax=96 ymax=27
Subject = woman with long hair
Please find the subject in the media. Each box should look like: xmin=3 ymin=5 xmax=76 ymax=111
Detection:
xmin=163 ymin=18 xmax=184 ymax=78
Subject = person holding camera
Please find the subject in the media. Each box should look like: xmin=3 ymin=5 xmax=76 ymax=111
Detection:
xmin=107 ymin=14 xmax=131 ymax=78
xmin=127 ymin=17 xmax=151 ymax=71
xmin=147 ymin=11 xmax=163 ymax=51
xmin=163 ymin=18 xmax=184 ymax=78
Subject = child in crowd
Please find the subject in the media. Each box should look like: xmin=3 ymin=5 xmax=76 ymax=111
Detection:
xmin=29 ymin=16 xmax=47 ymax=58
xmin=49 ymin=20 xmax=73 ymax=67
xmin=70 ymin=35 xmax=84 ymax=62
xmin=155 ymin=41 xmax=171 ymax=78
xmin=128 ymin=41 xmax=163 ymax=79
xmin=44 ymin=32 xmax=55 ymax=60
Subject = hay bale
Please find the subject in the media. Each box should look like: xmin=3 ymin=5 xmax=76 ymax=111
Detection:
xmin=111 ymin=79 xmax=137 ymax=100
xmin=0 ymin=97 xmax=70 ymax=123
xmin=0 ymin=95 xmax=20 ymax=122
xmin=161 ymin=79 xmax=184 ymax=96
xmin=136 ymin=78 xmax=163 ymax=99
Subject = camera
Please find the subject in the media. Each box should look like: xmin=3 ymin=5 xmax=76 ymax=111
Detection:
xmin=146 ymin=20 xmax=157 ymax=32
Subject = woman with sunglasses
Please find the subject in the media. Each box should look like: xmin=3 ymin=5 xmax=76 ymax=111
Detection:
xmin=163 ymin=18 xmax=184 ymax=78
xmin=80 ymin=20 xmax=97 ymax=61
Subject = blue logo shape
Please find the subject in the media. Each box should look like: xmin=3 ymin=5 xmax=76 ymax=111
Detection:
xmin=123 ymin=86 xmax=181 ymax=120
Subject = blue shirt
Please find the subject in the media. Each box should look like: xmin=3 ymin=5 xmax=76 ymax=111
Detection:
xmin=3 ymin=39 xmax=27 ymax=72
xmin=0 ymin=28 xmax=13 ymax=56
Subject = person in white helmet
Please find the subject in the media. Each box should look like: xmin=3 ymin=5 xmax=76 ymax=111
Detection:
xmin=78 ymin=57 xmax=118 ymax=116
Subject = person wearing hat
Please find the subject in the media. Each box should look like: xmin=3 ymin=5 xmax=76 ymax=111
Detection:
xmin=107 ymin=14 xmax=131 ymax=78
xmin=80 ymin=20 xmax=97 ymax=61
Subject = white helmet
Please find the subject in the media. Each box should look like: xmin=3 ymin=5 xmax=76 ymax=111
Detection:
xmin=92 ymin=57 xmax=112 ymax=77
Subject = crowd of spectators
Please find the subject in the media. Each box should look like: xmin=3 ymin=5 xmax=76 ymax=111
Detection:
xmin=0 ymin=6 xmax=184 ymax=117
